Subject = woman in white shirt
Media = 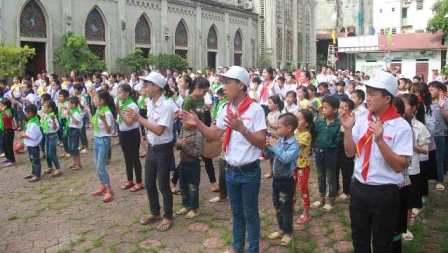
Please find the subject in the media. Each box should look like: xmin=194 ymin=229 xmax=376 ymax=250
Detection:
xmin=90 ymin=90 xmax=116 ymax=203
xmin=117 ymin=84 xmax=143 ymax=192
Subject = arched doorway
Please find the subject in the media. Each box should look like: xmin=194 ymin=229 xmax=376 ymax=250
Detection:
xmin=234 ymin=30 xmax=243 ymax=66
xmin=85 ymin=7 xmax=106 ymax=61
xmin=174 ymin=20 xmax=188 ymax=60
xmin=19 ymin=0 xmax=47 ymax=77
xmin=207 ymin=25 xmax=218 ymax=69
xmin=135 ymin=14 xmax=151 ymax=57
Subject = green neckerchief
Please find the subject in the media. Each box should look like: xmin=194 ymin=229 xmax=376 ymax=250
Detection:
xmin=118 ymin=97 xmax=133 ymax=123
xmin=41 ymin=112 xmax=56 ymax=134
xmin=58 ymin=101 xmax=68 ymax=120
xmin=92 ymin=106 xmax=111 ymax=134
xmin=138 ymin=96 xmax=147 ymax=109
xmin=211 ymin=97 xmax=228 ymax=121
xmin=64 ymin=107 xmax=81 ymax=136
xmin=26 ymin=115 xmax=40 ymax=131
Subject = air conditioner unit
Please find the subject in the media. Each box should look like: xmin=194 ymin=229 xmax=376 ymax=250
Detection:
xmin=243 ymin=2 xmax=254 ymax=10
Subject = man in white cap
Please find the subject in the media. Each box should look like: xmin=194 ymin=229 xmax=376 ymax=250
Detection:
xmin=125 ymin=72 xmax=176 ymax=232
xmin=340 ymin=71 xmax=413 ymax=252
xmin=180 ymin=66 xmax=266 ymax=253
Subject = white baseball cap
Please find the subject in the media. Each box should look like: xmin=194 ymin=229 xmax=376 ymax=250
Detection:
xmin=362 ymin=71 xmax=398 ymax=96
xmin=139 ymin=72 xmax=166 ymax=89
xmin=217 ymin=66 xmax=250 ymax=86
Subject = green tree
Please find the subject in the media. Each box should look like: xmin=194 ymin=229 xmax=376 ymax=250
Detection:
xmin=0 ymin=44 xmax=35 ymax=79
xmin=147 ymin=53 xmax=188 ymax=71
xmin=54 ymin=32 xmax=106 ymax=75
xmin=428 ymin=0 xmax=448 ymax=34
xmin=258 ymin=54 xmax=272 ymax=69
xmin=117 ymin=49 xmax=149 ymax=72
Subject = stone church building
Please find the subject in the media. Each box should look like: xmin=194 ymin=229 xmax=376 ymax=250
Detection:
xmin=0 ymin=0 xmax=315 ymax=76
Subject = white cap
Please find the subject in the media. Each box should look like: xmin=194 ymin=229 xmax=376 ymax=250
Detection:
xmin=101 ymin=71 xmax=109 ymax=76
xmin=139 ymin=72 xmax=166 ymax=89
xmin=362 ymin=71 xmax=398 ymax=96
xmin=217 ymin=66 xmax=250 ymax=86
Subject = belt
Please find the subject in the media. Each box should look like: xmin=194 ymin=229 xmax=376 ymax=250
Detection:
xmin=226 ymin=160 xmax=259 ymax=171
xmin=148 ymin=142 xmax=173 ymax=152
xmin=353 ymin=179 xmax=399 ymax=190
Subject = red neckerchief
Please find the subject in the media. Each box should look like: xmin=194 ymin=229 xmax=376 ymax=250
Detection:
xmin=222 ymin=96 xmax=254 ymax=153
xmin=356 ymin=105 xmax=401 ymax=181
xmin=260 ymin=81 xmax=271 ymax=102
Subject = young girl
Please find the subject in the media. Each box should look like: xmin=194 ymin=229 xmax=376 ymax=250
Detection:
xmin=297 ymin=86 xmax=310 ymax=110
xmin=0 ymin=99 xmax=15 ymax=167
xmin=258 ymin=67 xmax=276 ymax=115
xmin=401 ymin=94 xmax=430 ymax=240
xmin=137 ymin=90 xmax=148 ymax=157
xmin=265 ymin=95 xmax=284 ymax=179
xmin=66 ymin=96 xmax=83 ymax=170
xmin=295 ymin=109 xmax=314 ymax=224
xmin=283 ymin=91 xmax=298 ymax=114
xmin=57 ymin=89 xmax=70 ymax=158
xmin=117 ymin=84 xmax=143 ymax=192
xmin=90 ymin=90 xmax=116 ymax=203
xmin=41 ymin=100 xmax=62 ymax=177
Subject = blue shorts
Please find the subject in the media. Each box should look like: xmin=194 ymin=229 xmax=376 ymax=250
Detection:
xmin=67 ymin=127 xmax=81 ymax=155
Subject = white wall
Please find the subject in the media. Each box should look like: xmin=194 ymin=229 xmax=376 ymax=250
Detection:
xmin=404 ymin=0 xmax=437 ymax=32
xmin=373 ymin=0 xmax=401 ymax=33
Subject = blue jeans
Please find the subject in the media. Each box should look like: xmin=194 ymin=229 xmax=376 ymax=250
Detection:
xmin=45 ymin=133 xmax=61 ymax=170
xmin=94 ymin=136 xmax=111 ymax=187
xmin=226 ymin=163 xmax=261 ymax=253
xmin=27 ymin=146 xmax=41 ymax=177
xmin=67 ymin=128 xmax=80 ymax=155
xmin=179 ymin=160 xmax=200 ymax=210
xmin=434 ymin=136 xmax=446 ymax=183
xmin=315 ymin=148 xmax=338 ymax=203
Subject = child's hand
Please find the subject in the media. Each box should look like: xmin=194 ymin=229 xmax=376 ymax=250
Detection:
xmin=178 ymin=138 xmax=188 ymax=146
xmin=20 ymin=133 xmax=26 ymax=139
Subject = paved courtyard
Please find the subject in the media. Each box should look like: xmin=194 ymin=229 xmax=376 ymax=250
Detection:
xmin=0 ymin=133 xmax=447 ymax=253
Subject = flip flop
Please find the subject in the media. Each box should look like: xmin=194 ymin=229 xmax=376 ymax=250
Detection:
xmin=140 ymin=215 xmax=162 ymax=225
xmin=157 ymin=220 xmax=173 ymax=232
xmin=296 ymin=214 xmax=312 ymax=224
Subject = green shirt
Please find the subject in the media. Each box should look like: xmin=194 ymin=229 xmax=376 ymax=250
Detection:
xmin=314 ymin=116 xmax=341 ymax=149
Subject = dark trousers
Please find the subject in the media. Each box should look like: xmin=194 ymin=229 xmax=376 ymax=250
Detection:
xmin=80 ymin=113 xmax=89 ymax=148
xmin=58 ymin=119 xmax=69 ymax=153
xmin=315 ymin=148 xmax=338 ymax=202
xmin=45 ymin=133 xmax=61 ymax=170
xmin=145 ymin=143 xmax=173 ymax=219
xmin=203 ymin=157 xmax=216 ymax=183
xmin=3 ymin=129 xmax=15 ymax=162
xmin=420 ymin=150 xmax=436 ymax=197
xmin=219 ymin=158 xmax=227 ymax=199
xmin=336 ymin=149 xmax=354 ymax=195
xmin=179 ymin=160 xmax=201 ymax=210
xmin=408 ymin=174 xmax=423 ymax=209
xmin=28 ymin=146 xmax=41 ymax=178
xmin=272 ymin=177 xmax=295 ymax=234
xmin=119 ymin=128 xmax=142 ymax=183
xmin=350 ymin=180 xmax=400 ymax=253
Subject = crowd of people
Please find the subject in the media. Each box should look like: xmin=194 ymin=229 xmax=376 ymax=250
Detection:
xmin=0 ymin=64 xmax=447 ymax=253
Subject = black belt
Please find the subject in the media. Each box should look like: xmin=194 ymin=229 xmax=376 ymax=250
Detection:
xmin=353 ymin=179 xmax=399 ymax=190
xmin=148 ymin=142 xmax=173 ymax=152
xmin=226 ymin=160 xmax=259 ymax=171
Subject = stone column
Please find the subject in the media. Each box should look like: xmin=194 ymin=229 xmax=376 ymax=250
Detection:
xmin=161 ymin=0 xmax=168 ymax=54
xmin=224 ymin=12 xmax=230 ymax=66
xmin=195 ymin=5 xmax=202 ymax=70
xmin=293 ymin=0 xmax=298 ymax=67
xmin=118 ymin=0 xmax=127 ymax=70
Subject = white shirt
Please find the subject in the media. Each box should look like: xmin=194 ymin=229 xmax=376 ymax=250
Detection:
xmin=352 ymin=113 xmax=413 ymax=185
xmin=41 ymin=114 xmax=60 ymax=134
xmin=68 ymin=111 xmax=83 ymax=129
xmin=216 ymin=101 xmax=267 ymax=166
xmin=24 ymin=122 xmax=43 ymax=147
xmin=353 ymin=104 xmax=368 ymax=120
xmin=94 ymin=111 xmax=114 ymax=137
xmin=25 ymin=93 xmax=39 ymax=106
xmin=283 ymin=84 xmax=297 ymax=97
xmin=408 ymin=118 xmax=431 ymax=175
xmin=118 ymin=102 xmax=140 ymax=131
xmin=283 ymin=103 xmax=299 ymax=114
xmin=146 ymin=96 xmax=175 ymax=145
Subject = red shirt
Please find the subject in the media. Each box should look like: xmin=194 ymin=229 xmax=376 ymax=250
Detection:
xmin=2 ymin=111 xmax=14 ymax=130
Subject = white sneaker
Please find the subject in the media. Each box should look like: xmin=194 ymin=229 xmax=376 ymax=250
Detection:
xmin=185 ymin=210 xmax=199 ymax=219
xmin=339 ymin=193 xmax=349 ymax=200
xmin=323 ymin=204 xmax=333 ymax=211
xmin=80 ymin=149 xmax=88 ymax=154
xmin=311 ymin=201 xmax=323 ymax=208
xmin=175 ymin=207 xmax=188 ymax=216
xmin=402 ymin=230 xmax=414 ymax=241
xmin=209 ymin=196 xmax=223 ymax=203
xmin=436 ymin=183 xmax=445 ymax=191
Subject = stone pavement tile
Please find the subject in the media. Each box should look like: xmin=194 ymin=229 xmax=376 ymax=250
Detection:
xmin=139 ymin=239 xmax=162 ymax=250
xmin=309 ymin=225 xmax=326 ymax=236
xmin=321 ymin=247 xmax=336 ymax=253
xmin=315 ymin=235 xmax=330 ymax=248
xmin=328 ymin=231 xmax=345 ymax=241
xmin=203 ymin=236 xmax=225 ymax=249
xmin=34 ymin=238 xmax=59 ymax=249
xmin=334 ymin=240 xmax=353 ymax=252
xmin=266 ymin=245 xmax=287 ymax=253
xmin=4 ymin=240 xmax=34 ymax=252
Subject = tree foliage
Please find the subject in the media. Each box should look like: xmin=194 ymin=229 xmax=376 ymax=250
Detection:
xmin=54 ymin=32 xmax=106 ymax=75
xmin=0 ymin=44 xmax=35 ymax=79
xmin=147 ymin=53 xmax=188 ymax=71
xmin=117 ymin=49 xmax=149 ymax=72
xmin=258 ymin=54 xmax=272 ymax=70
xmin=427 ymin=0 xmax=448 ymax=34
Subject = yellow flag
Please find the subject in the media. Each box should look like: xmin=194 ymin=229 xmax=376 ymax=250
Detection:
xmin=332 ymin=30 xmax=337 ymax=44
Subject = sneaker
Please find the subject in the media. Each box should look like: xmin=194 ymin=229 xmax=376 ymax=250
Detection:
xmin=402 ymin=230 xmax=414 ymax=241
xmin=2 ymin=162 xmax=13 ymax=168
xmin=80 ymin=149 xmax=88 ymax=154
xmin=323 ymin=203 xmax=333 ymax=211
xmin=51 ymin=170 xmax=62 ymax=177
xmin=28 ymin=176 xmax=40 ymax=183
xmin=311 ymin=200 xmax=324 ymax=208
xmin=209 ymin=196 xmax=225 ymax=203
xmin=175 ymin=207 xmax=188 ymax=216
xmin=185 ymin=210 xmax=199 ymax=219
xmin=435 ymin=183 xmax=445 ymax=191
xmin=24 ymin=174 xmax=33 ymax=179
xmin=268 ymin=231 xmax=283 ymax=240
xmin=0 ymin=153 xmax=5 ymax=158
xmin=280 ymin=234 xmax=292 ymax=246
xmin=339 ymin=193 xmax=349 ymax=200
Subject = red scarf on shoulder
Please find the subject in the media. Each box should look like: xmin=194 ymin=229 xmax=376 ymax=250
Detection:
xmin=223 ymin=96 xmax=254 ymax=153
xmin=356 ymin=105 xmax=400 ymax=181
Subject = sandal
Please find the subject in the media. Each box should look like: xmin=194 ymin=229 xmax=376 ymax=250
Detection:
xmin=436 ymin=183 xmax=445 ymax=191
xmin=268 ymin=231 xmax=283 ymax=240
xmin=402 ymin=230 xmax=414 ymax=241
xmin=140 ymin=215 xmax=162 ymax=225
xmin=311 ymin=200 xmax=324 ymax=208
xmin=296 ymin=214 xmax=312 ymax=224
xmin=44 ymin=168 xmax=53 ymax=174
xmin=171 ymin=187 xmax=181 ymax=195
xmin=280 ymin=234 xmax=292 ymax=246
xmin=121 ymin=181 xmax=135 ymax=190
xmin=130 ymin=183 xmax=144 ymax=192
xmin=157 ymin=219 xmax=173 ymax=232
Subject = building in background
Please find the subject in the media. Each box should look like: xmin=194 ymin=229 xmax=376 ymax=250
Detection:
xmin=0 ymin=0 xmax=258 ymax=76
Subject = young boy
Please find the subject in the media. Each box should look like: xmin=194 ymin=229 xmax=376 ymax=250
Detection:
xmin=175 ymin=119 xmax=204 ymax=219
xmin=312 ymin=95 xmax=340 ymax=211
xmin=265 ymin=113 xmax=300 ymax=246
xmin=351 ymin=89 xmax=367 ymax=119
xmin=22 ymin=104 xmax=43 ymax=183
xmin=73 ymin=83 xmax=89 ymax=153
xmin=57 ymin=89 xmax=70 ymax=157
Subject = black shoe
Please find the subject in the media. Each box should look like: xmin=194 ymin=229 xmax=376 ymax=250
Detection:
xmin=24 ymin=174 xmax=33 ymax=179
xmin=28 ymin=176 xmax=40 ymax=183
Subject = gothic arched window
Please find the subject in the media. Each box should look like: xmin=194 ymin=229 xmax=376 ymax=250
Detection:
xmin=20 ymin=0 xmax=47 ymax=38
xmin=85 ymin=8 xmax=105 ymax=42
xmin=175 ymin=20 xmax=188 ymax=59
xmin=234 ymin=30 xmax=243 ymax=66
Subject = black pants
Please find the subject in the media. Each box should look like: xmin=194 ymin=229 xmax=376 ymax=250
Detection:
xmin=119 ymin=128 xmax=142 ymax=183
xmin=336 ymin=149 xmax=354 ymax=195
xmin=3 ymin=129 xmax=15 ymax=163
xmin=420 ymin=150 xmax=436 ymax=197
xmin=145 ymin=143 xmax=173 ymax=219
xmin=203 ymin=157 xmax=216 ymax=183
xmin=272 ymin=177 xmax=295 ymax=234
xmin=408 ymin=174 xmax=422 ymax=209
xmin=28 ymin=146 xmax=41 ymax=177
xmin=218 ymin=158 xmax=227 ymax=199
xmin=350 ymin=179 xmax=400 ymax=253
